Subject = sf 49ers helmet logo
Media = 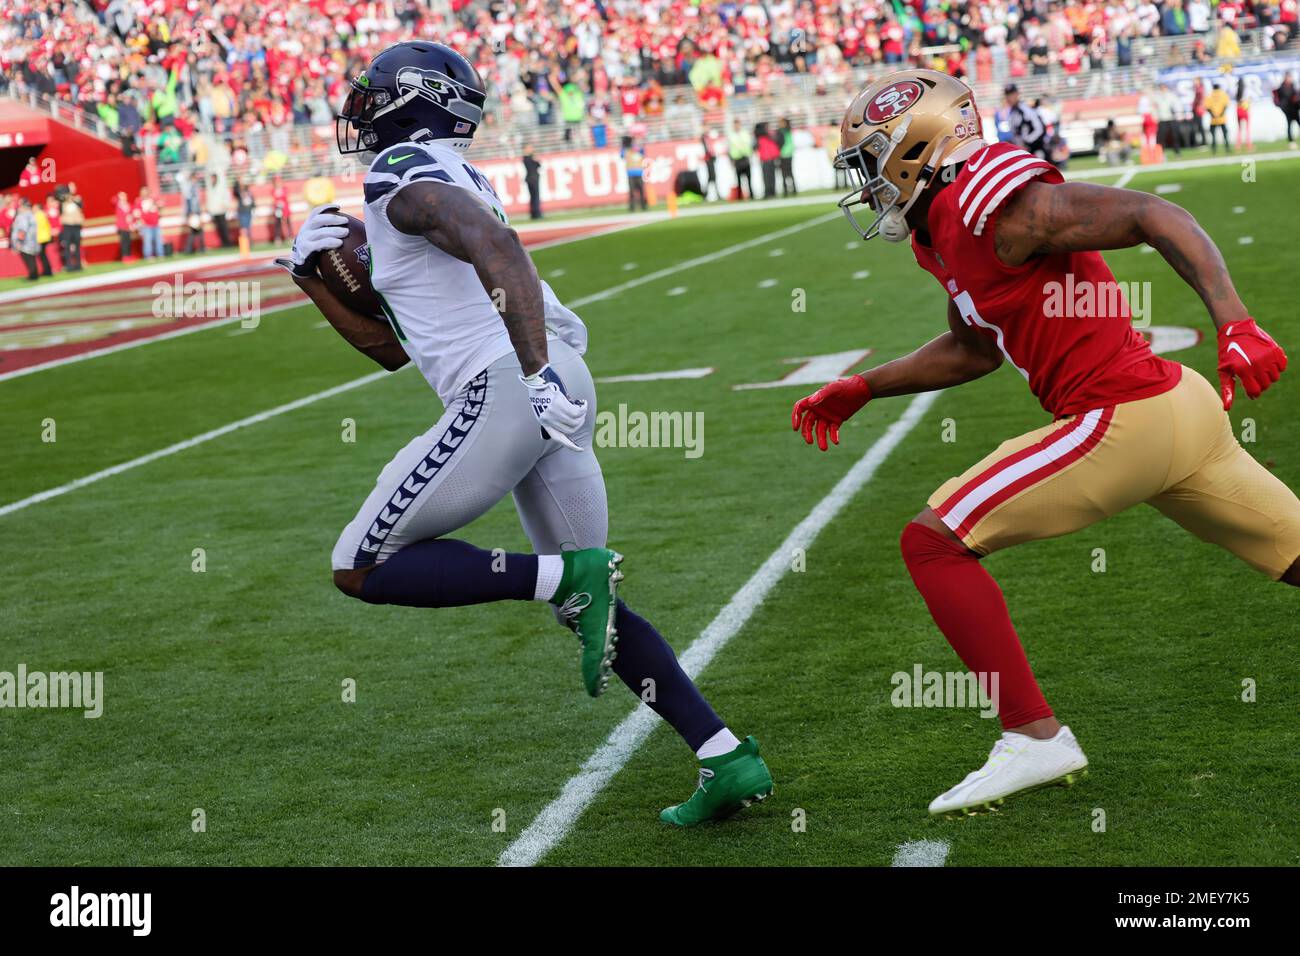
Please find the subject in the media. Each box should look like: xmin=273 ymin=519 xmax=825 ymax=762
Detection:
xmin=865 ymin=80 xmax=924 ymax=123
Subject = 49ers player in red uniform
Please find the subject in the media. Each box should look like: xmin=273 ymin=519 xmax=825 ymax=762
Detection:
xmin=793 ymin=71 xmax=1300 ymax=815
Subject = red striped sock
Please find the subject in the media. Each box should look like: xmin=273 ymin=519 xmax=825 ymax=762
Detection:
xmin=899 ymin=522 xmax=1053 ymax=729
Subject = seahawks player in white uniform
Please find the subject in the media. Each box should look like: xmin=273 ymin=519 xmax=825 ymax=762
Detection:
xmin=277 ymin=41 xmax=771 ymax=826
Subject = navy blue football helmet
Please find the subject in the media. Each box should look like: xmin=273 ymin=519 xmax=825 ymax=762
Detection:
xmin=336 ymin=41 xmax=487 ymax=155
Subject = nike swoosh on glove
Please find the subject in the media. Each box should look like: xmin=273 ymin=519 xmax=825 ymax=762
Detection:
xmin=274 ymin=203 xmax=349 ymax=278
xmin=1217 ymin=319 xmax=1287 ymax=410
xmin=791 ymin=374 xmax=872 ymax=451
xmin=521 ymin=364 xmax=587 ymax=451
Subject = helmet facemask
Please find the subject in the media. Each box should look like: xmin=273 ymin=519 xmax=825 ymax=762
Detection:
xmin=837 ymin=115 xmax=953 ymax=243
xmin=336 ymin=82 xmax=386 ymax=155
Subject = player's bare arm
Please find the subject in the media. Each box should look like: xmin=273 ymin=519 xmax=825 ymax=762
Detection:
xmin=292 ymin=274 xmax=410 ymax=372
xmin=995 ymin=179 xmax=1287 ymax=407
xmin=388 ymin=179 xmax=549 ymax=375
xmin=863 ymin=300 xmax=1004 ymax=397
xmin=994 ymin=180 xmax=1249 ymax=329
xmin=793 ymin=301 xmax=1002 ymax=450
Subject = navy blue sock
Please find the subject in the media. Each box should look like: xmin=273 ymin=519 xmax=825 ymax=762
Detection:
xmin=360 ymin=539 xmax=538 ymax=607
xmin=612 ymin=601 xmax=726 ymax=752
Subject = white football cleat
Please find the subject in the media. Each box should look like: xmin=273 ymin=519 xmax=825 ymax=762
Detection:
xmin=929 ymin=725 xmax=1088 ymax=816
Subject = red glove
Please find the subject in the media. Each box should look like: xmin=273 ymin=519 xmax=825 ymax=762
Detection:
xmin=1217 ymin=319 xmax=1287 ymax=410
xmin=791 ymin=375 xmax=872 ymax=451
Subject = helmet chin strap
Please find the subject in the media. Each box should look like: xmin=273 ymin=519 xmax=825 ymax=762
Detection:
xmin=878 ymin=208 xmax=911 ymax=243
xmin=879 ymin=134 xmax=954 ymax=243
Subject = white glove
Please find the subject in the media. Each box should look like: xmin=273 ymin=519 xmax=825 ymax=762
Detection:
xmin=521 ymin=364 xmax=587 ymax=451
xmin=274 ymin=203 xmax=349 ymax=277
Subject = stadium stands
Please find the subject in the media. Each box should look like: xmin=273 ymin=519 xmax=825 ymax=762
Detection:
xmin=3 ymin=1 xmax=1296 ymax=170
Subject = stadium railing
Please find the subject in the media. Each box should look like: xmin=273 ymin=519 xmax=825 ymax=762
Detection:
xmin=1 ymin=86 xmax=123 ymax=145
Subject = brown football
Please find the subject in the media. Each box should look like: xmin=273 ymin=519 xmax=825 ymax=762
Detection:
xmin=318 ymin=214 xmax=385 ymax=319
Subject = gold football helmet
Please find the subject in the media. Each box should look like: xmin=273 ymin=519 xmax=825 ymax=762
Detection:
xmin=836 ymin=70 xmax=986 ymax=241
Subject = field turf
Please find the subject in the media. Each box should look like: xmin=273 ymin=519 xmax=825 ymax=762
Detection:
xmin=2 ymin=154 xmax=1298 ymax=866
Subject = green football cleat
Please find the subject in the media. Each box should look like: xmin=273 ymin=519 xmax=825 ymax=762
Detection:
xmin=660 ymin=736 xmax=774 ymax=827
xmin=551 ymin=548 xmax=624 ymax=697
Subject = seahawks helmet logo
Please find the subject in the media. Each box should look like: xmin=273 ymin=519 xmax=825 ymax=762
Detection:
xmin=394 ymin=67 xmax=483 ymax=127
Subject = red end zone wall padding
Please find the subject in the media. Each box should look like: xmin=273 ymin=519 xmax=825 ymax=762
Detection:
xmin=471 ymin=138 xmax=702 ymax=214
xmin=0 ymin=101 xmax=149 ymax=277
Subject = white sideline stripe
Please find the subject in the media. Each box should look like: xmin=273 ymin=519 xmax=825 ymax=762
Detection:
xmin=0 ymin=370 xmax=393 ymax=518
xmin=524 ymin=218 xmax=651 ymax=253
xmin=497 ymin=389 xmax=940 ymax=867
xmin=1113 ymin=168 xmax=1138 ymax=189
xmin=891 ymin=840 xmax=951 ymax=867
xmin=0 ymin=211 xmax=840 ymax=517
xmin=0 ymin=300 xmax=303 ymax=383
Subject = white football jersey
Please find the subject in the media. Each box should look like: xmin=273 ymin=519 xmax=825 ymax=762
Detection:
xmin=362 ymin=139 xmax=587 ymax=404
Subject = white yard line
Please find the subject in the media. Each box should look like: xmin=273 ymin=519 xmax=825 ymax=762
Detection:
xmin=566 ymin=211 xmax=839 ymax=309
xmin=0 ymin=370 xmax=394 ymax=518
xmin=596 ymin=366 xmax=714 ymax=383
xmin=0 ymin=251 xmax=258 ymax=306
xmin=1 ymin=210 xmax=839 ymax=516
xmin=1112 ymin=169 xmax=1138 ymax=189
xmin=498 ymin=389 xmax=940 ymax=867
xmin=891 ymin=840 xmax=951 ymax=867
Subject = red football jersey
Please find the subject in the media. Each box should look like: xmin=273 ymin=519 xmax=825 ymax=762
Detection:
xmin=912 ymin=142 xmax=1181 ymax=417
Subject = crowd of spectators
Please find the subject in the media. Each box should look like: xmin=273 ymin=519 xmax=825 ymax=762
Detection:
xmin=3 ymin=172 xmax=294 ymax=275
xmin=1 ymin=0 xmax=1295 ymax=171
xmin=2 ymin=180 xmax=84 ymax=279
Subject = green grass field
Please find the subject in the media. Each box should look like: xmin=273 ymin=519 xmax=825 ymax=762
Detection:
xmin=3 ymin=154 xmax=1298 ymax=867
